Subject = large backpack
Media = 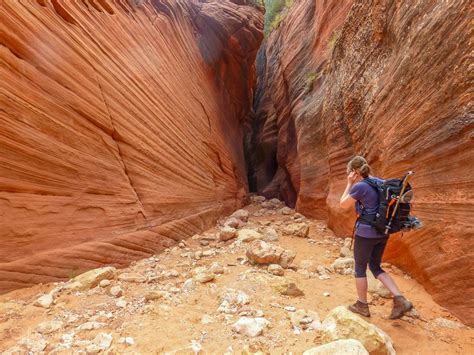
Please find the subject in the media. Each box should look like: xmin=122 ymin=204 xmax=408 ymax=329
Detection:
xmin=358 ymin=174 xmax=413 ymax=236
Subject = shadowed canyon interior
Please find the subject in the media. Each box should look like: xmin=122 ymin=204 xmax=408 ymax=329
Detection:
xmin=0 ymin=0 xmax=472 ymax=329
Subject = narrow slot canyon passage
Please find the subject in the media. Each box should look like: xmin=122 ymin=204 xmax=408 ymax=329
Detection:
xmin=0 ymin=0 xmax=472 ymax=353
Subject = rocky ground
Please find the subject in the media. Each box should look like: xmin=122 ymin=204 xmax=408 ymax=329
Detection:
xmin=1 ymin=197 xmax=472 ymax=354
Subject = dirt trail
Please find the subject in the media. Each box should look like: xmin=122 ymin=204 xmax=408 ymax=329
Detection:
xmin=1 ymin=199 xmax=472 ymax=354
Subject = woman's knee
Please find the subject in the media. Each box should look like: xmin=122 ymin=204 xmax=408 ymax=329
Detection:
xmin=355 ymin=262 xmax=368 ymax=278
xmin=369 ymin=263 xmax=385 ymax=278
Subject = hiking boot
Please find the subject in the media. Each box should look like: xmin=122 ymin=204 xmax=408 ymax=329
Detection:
xmin=389 ymin=295 xmax=413 ymax=319
xmin=348 ymin=300 xmax=371 ymax=317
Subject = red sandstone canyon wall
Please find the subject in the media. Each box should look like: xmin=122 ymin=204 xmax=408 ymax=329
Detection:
xmin=251 ymin=0 xmax=473 ymax=325
xmin=0 ymin=0 xmax=263 ymax=292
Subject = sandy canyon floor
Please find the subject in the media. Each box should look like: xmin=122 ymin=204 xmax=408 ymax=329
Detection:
xmin=0 ymin=198 xmax=472 ymax=354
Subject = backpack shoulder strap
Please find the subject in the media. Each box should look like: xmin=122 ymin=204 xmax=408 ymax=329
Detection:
xmin=362 ymin=177 xmax=380 ymax=190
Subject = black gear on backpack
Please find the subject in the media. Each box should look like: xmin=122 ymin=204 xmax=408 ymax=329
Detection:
xmin=358 ymin=176 xmax=412 ymax=235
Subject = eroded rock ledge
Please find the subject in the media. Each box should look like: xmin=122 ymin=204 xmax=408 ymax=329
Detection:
xmin=0 ymin=0 xmax=263 ymax=292
xmin=250 ymin=0 xmax=473 ymax=325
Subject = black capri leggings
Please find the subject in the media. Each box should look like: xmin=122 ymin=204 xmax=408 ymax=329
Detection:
xmin=354 ymin=235 xmax=389 ymax=278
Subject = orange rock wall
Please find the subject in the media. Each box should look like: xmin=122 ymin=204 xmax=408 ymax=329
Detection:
xmin=251 ymin=0 xmax=473 ymax=325
xmin=0 ymin=0 xmax=263 ymax=292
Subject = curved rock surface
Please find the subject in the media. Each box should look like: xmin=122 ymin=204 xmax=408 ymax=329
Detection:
xmin=0 ymin=0 xmax=263 ymax=292
xmin=251 ymin=0 xmax=473 ymax=325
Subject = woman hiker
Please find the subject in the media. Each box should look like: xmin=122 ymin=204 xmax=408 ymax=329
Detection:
xmin=339 ymin=156 xmax=413 ymax=319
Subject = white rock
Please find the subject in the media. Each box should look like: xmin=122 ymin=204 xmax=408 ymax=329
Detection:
xmin=87 ymin=332 xmax=113 ymax=353
xmin=182 ymin=278 xmax=196 ymax=292
xmin=18 ymin=333 xmax=47 ymax=352
xmin=238 ymin=229 xmax=264 ymax=243
xmin=268 ymin=264 xmax=285 ymax=276
xmin=331 ymin=257 xmax=355 ymax=273
xmin=323 ymin=292 xmax=331 ymax=297
xmin=282 ymin=223 xmax=310 ymax=238
xmin=209 ymin=261 xmax=225 ymax=275
xmin=279 ymin=206 xmax=293 ymax=215
xmin=109 ymin=285 xmax=123 ymax=297
xmin=321 ymin=306 xmax=395 ymax=355
xmin=119 ymin=336 xmax=135 ymax=345
xmin=72 ymin=266 xmax=116 ymax=289
xmin=118 ymin=272 xmax=146 ymax=283
xmin=218 ymin=289 xmax=251 ymax=314
xmin=232 ymin=317 xmax=269 ymax=337
xmin=77 ymin=321 xmax=104 ymax=331
xmin=291 ymin=309 xmax=321 ymax=330
xmin=194 ymin=271 xmax=215 ymax=283
xmin=261 ymin=227 xmax=279 ymax=242
xmin=303 ymin=339 xmax=368 ymax=355
xmin=285 ymin=306 xmax=296 ymax=312
xmin=34 ymin=294 xmax=53 ymax=308
xmin=36 ymin=320 xmax=64 ymax=334
xmin=99 ymin=279 xmax=111 ymax=288
xmin=116 ymin=298 xmax=128 ymax=308
xmin=230 ymin=209 xmax=249 ymax=222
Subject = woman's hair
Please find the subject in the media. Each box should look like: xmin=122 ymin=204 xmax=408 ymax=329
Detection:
xmin=347 ymin=156 xmax=371 ymax=178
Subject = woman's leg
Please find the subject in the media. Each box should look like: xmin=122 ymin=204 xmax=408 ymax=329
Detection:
xmin=350 ymin=236 xmax=373 ymax=316
xmin=368 ymin=238 xmax=402 ymax=296
xmin=353 ymin=236 xmax=372 ymax=303
xmin=369 ymin=238 xmax=413 ymax=319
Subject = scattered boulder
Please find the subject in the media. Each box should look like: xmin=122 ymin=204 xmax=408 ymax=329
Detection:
xmin=219 ymin=226 xmax=237 ymax=241
xmin=279 ymin=249 xmax=297 ymax=268
xmin=279 ymin=207 xmax=293 ymax=215
xmin=279 ymin=282 xmax=304 ymax=297
xmin=246 ymin=240 xmax=296 ymax=268
xmin=118 ymin=272 xmax=147 ymax=283
xmin=209 ymin=261 xmax=225 ymax=275
xmin=72 ymin=266 xmax=116 ymax=289
xmin=367 ymin=273 xmax=391 ymax=298
xmin=261 ymin=227 xmax=279 ymax=242
xmin=238 ymin=229 xmax=264 ymax=243
xmin=282 ymin=223 xmax=310 ymax=238
xmin=145 ymin=290 xmax=167 ymax=301
xmin=232 ymin=317 xmax=269 ymax=337
xmin=224 ymin=217 xmax=244 ymax=229
xmin=36 ymin=320 xmax=64 ymax=334
xmin=303 ymin=339 xmax=368 ymax=355
xmin=194 ymin=271 xmax=215 ymax=283
xmin=246 ymin=240 xmax=282 ymax=265
xmin=291 ymin=309 xmax=321 ymax=330
xmin=99 ymin=279 xmax=111 ymax=288
xmin=230 ymin=209 xmax=249 ymax=222
xmin=34 ymin=294 xmax=53 ymax=308
xmin=331 ymin=257 xmax=355 ymax=274
xmin=218 ymin=289 xmax=250 ymax=314
xmin=182 ymin=278 xmax=196 ymax=293
xmin=86 ymin=332 xmax=113 ymax=353
xmin=299 ymin=260 xmax=318 ymax=274
xmin=109 ymin=286 xmax=123 ymax=298
xmin=268 ymin=264 xmax=285 ymax=276
xmin=18 ymin=333 xmax=47 ymax=352
xmin=321 ymin=306 xmax=396 ymax=355
xmin=77 ymin=321 xmax=104 ymax=331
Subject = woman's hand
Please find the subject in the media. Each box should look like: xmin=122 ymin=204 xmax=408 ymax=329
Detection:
xmin=347 ymin=170 xmax=358 ymax=184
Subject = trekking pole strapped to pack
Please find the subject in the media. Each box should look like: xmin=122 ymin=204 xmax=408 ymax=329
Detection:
xmin=384 ymin=171 xmax=413 ymax=235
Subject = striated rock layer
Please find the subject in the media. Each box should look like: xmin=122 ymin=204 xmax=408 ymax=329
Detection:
xmin=251 ymin=0 xmax=473 ymax=324
xmin=0 ymin=0 xmax=263 ymax=292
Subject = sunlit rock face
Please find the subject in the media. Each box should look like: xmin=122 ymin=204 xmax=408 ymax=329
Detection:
xmin=251 ymin=0 xmax=473 ymax=325
xmin=0 ymin=0 xmax=263 ymax=292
